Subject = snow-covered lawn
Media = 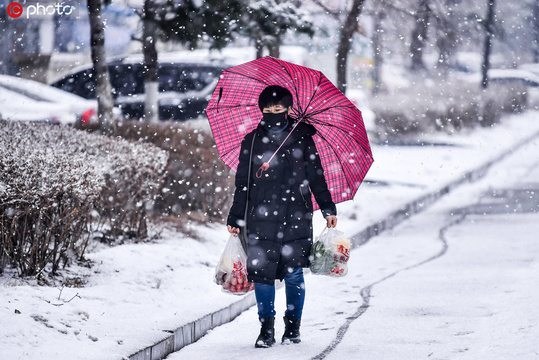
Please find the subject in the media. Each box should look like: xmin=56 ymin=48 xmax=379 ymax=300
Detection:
xmin=2 ymin=111 xmax=539 ymax=360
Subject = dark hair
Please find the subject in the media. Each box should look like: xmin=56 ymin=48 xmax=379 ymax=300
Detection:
xmin=258 ymin=85 xmax=293 ymax=111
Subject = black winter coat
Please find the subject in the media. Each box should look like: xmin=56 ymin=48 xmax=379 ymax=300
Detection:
xmin=227 ymin=120 xmax=336 ymax=285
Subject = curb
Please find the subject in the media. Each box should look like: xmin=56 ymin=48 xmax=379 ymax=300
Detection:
xmin=129 ymin=293 xmax=256 ymax=360
xmin=128 ymin=129 xmax=539 ymax=360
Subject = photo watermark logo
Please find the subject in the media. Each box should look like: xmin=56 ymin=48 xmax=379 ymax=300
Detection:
xmin=6 ymin=2 xmax=76 ymax=19
xmin=6 ymin=2 xmax=23 ymax=18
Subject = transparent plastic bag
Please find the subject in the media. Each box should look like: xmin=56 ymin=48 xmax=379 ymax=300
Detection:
xmin=214 ymin=235 xmax=254 ymax=295
xmin=310 ymin=227 xmax=351 ymax=277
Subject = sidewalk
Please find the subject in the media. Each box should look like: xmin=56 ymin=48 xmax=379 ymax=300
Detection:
xmin=130 ymin=111 xmax=539 ymax=360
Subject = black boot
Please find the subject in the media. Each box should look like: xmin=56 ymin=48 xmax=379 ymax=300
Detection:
xmin=255 ymin=317 xmax=276 ymax=348
xmin=281 ymin=316 xmax=301 ymax=344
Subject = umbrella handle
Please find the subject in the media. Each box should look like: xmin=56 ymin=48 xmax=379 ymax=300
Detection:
xmin=255 ymin=162 xmax=270 ymax=178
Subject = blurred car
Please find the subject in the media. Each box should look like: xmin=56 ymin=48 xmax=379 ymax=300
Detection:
xmin=488 ymin=68 xmax=539 ymax=87
xmin=0 ymin=75 xmax=100 ymax=126
xmin=0 ymin=86 xmax=61 ymax=125
xmin=50 ymin=57 xmax=225 ymax=121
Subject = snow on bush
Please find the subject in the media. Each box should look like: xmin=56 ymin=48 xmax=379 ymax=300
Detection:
xmin=113 ymin=121 xmax=234 ymax=224
xmin=0 ymin=121 xmax=168 ymax=277
xmin=372 ymin=78 xmax=528 ymax=139
xmin=93 ymin=132 xmax=168 ymax=240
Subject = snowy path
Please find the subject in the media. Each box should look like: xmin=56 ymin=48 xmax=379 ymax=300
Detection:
xmin=167 ymin=129 xmax=539 ymax=359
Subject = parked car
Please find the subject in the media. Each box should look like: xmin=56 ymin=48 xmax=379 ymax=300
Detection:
xmin=50 ymin=58 xmax=225 ymax=121
xmin=0 ymin=75 xmax=100 ymax=126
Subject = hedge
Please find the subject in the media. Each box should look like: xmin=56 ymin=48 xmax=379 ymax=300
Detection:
xmin=0 ymin=121 xmax=168 ymax=277
xmin=112 ymin=121 xmax=235 ymax=224
xmin=372 ymin=78 xmax=528 ymax=139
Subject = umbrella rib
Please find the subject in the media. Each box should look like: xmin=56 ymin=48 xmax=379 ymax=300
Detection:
xmin=302 ymin=105 xmax=361 ymax=138
xmin=300 ymin=71 xmax=324 ymax=120
xmin=207 ymin=103 xmax=258 ymax=110
xmin=314 ymin=130 xmax=357 ymax=198
xmin=318 ymin=125 xmax=371 ymax=157
xmin=221 ymin=58 xmax=327 ymax=122
xmin=269 ymin=57 xmax=305 ymax=116
xmin=224 ymin=69 xmax=271 ymax=87
xmin=305 ymin=101 xmax=371 ymax=149
xmin=267 ymin=57 xmax=324 ymax=119
xmin=306 ymin=103 xmax=358 ymax=119
xmin=306 ymin=116 xmax=370 ymax=153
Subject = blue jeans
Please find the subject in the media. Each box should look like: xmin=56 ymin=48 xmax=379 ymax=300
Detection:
xmin=254 ymin=268 xmax=305 ymax=319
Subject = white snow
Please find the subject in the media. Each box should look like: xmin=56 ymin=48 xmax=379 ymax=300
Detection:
xmin=2 ymin=110 xmax=539 ymax=360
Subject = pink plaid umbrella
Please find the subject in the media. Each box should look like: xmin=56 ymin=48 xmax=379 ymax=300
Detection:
xmin=206 ymin=57 xmax=373 ymax=209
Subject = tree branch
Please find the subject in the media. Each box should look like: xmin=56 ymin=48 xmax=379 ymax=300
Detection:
xmin=379 ymin=0 xmax=415 ymax=17
xmin=43 ymin=287 xmax=81 ymax=307
xmin=311 ymin=0 xmax=341 ymax=21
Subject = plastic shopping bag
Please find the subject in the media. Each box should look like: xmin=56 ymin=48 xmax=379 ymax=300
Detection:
xmin=214 ymin=235 xmax=254 ymax=295
xmin=310 ymin=227 xmax=351 ymax=277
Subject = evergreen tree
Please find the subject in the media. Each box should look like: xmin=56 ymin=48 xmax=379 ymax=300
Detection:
xmin=153 ymin=0 xmax=245 ymax=50
xmin=240 ymin=0 xmax=314 ymax=58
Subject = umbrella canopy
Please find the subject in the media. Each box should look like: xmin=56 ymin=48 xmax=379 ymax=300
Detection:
xmin=206 ymin=56 xmax=373 ymax=209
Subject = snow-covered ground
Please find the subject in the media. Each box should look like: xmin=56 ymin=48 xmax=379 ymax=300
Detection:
xmin=172 ymin=115 xmax=539 ymax=360
xmin=2 ymin=111 xmax=539 ymax=360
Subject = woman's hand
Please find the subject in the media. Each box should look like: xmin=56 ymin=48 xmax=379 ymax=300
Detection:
xmin=227 ymin=225 xmax=240 ymax=236
xmin=326 ymin=215 xmax=338 ymax=228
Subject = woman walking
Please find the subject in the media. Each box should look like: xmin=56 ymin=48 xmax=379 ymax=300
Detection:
xmin=227 ymin=85 xmax=338 ymax=348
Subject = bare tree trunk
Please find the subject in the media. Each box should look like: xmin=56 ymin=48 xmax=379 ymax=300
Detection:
xmin=0 ymin=17 xmax=17 ymax=76
xmin=336 ymin=0 xmax=366 ymax=94
xmin=372 ymin=9 xmax=385 ymax=95
xmin=436 ymin=0 xmax=459 ymax=75
xmin=481 ymin=0 xmax=496 ymax=89
xmin=255 ymin=39 xmax=264 ymax=59
xmin=87 ymin=0 xmax=114 ymax=134
xmin=269 ymin=42 xmax=280 ymax=58
xmin=143 ymin=0 xmax=159 ymax=123
xmin=410 ymin=0 xmax=430 ymax=72
xmin=533 ymin=0 xmax=539 ymax=63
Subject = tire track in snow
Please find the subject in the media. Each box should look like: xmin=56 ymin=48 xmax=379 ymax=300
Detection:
xmin=311 ymin=213 xmax=467 ymax=360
